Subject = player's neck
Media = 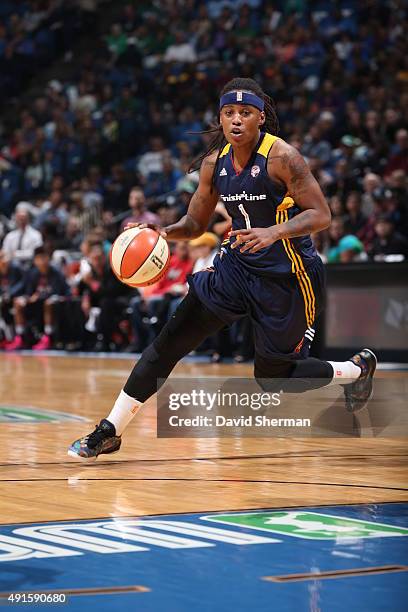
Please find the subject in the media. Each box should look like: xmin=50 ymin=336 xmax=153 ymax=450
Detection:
xmin=231 ymin=130 xmax=261 ymax=170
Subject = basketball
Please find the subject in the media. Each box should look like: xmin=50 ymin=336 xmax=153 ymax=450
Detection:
xmin=110 ymin=227 xmax=170 ymax=287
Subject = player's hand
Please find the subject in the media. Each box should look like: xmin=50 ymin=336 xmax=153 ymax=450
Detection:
xmin=229 ymin=227 xmax=280 ymax=254
xmin=124 ymin=222 xmax=167 ymax=238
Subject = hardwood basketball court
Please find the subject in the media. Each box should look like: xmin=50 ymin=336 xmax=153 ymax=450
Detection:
xmin=1 ymin=353 xmax=407 ymax=524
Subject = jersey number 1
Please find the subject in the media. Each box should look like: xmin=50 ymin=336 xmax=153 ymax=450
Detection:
xmin=238 ymin=204 xmax=251 ymax=229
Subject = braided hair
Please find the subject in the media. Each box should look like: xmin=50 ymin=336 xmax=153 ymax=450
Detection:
xmin=189 ymin=78 xmax=279 ymax=176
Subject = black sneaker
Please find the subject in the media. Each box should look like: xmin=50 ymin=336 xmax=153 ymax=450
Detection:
xmin=343 ymin=349 xmax=377 ymax=413
xmin=67 ymin=419 xmax=121 ymax=461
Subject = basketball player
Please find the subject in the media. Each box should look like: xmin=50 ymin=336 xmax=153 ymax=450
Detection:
xmin=68 ymin=78 xmax=376 ymax=460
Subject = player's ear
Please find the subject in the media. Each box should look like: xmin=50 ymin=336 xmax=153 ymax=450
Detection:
xmin=259 ymin=111 xmax=266 ymax=126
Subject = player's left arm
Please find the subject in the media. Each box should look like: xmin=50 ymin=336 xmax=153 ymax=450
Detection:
xmin=231 ymin=141 xmax=331 ymax=253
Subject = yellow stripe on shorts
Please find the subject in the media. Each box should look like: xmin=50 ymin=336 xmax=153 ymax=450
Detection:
xmin=276 ymin=210 xmax=316 ymax=328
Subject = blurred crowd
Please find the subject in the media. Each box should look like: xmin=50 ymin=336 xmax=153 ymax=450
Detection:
xmin=0 ymin=0 xmax=105 ymax=104
xmin=0 ymin=0 xmax=407 ymax=353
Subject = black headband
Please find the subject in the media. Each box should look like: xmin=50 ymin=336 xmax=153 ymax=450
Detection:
xmin=219 ymin=90 xmax=264 ymax=112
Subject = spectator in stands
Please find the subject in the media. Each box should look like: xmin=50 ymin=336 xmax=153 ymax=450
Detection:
xmin=120 ymin=187 xmax=160 ymax=231
xmin=58 ymin=216 xmax=83 ymax=252
xmin=189 ymin=233 xmax=219 ymax=274
xmin=2 ymin=205 xmax=43 ymax=266
xmin=6 ymin=246 xmax=70 ymax=351
xmin=369 ymin=214 xmax=408 ymax=261
xmin=385 ymin=129 xmax=408 ymax=176
xmin=103 ymin=164 xmax=131 ymax=212
xmin=143 ymin=153 xmax=183 ymax=198
xmin=209 ymin=201 xmax=232 ymax=240
xmin=0 ymin=251 xmax=24 ymax=348
xmin=343 ymin=192 xmax=367 ymax=235
xmin=34 ymin=190 xmax=69 ymax=231
xmin=163 ymin=31 xmax=197 ymax=63
xmin=361 ymin=173 xmax=383 ymax=217
xmin=328 ymin=217 xmax=346 ymax=250
xmin=301 ymin=124 xmax=332 ymax=167
xmin=131 ymin=242 xmax=193 ymax=348
xmin=328 ymin=235 xmax=367 ymax=264
xmin=328 ymin=195 xmax=344 ymax=218
xmin=106 ymin=23 xmax=128 ymax=59
xmin=78 ymin=244 xmax=133 ymax=351
xmin=137 ymin=137 xmax=170 ymax=181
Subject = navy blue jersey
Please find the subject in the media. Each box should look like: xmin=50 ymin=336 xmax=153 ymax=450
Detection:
xmin=214 ymin=132 xmax=318 ymax=277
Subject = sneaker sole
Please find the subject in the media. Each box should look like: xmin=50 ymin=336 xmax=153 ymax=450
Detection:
xmin=346 ymin=348 xmax=378 ymax=413
xmin=362 ymin=348 xmax=378 ymax=370
xmin=67 ymin=448 xmax=121 ymax=462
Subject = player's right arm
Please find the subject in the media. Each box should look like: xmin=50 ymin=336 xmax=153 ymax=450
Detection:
xmin=125 ymin=153 xmax=219 ymax=241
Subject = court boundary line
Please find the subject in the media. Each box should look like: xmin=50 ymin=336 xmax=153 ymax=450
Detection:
xmin=3 ymin=351 xmax=408 ymax=370
xmin=0 ymin=500 xmax=406 ymax=527
xmin=1 ymin=478 xmax=407 ymax=491
xmin=0 ymin=452 xmax=407 ymax=468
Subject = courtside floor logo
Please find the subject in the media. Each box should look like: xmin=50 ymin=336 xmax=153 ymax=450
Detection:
xmin=0 ymin=405 xmax=89 ymax=423
xmin=0 ymin=509 xmax=407 ymax=562
xmin=204 ymin=511 xmax=408 ymax=539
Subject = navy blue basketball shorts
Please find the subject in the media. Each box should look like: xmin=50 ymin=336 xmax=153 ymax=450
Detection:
xmin=189 ymin=252 xmax=325 ymax=360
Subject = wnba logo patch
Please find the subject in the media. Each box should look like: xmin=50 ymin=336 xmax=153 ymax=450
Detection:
xmin=251 ymin=165 xmax=260 ymax=177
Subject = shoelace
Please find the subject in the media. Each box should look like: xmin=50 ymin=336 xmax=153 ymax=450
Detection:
xmin=87 ymin=424 xmax=112 ymax=448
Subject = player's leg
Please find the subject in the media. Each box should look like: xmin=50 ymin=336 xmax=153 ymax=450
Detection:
xmin=254 ymin=349 xmax=377 ymax=412
xmin=292 ymin=260 xmax=377 ymax=410
xmin=251 ymin=259 xmax=376 ymax=411
xmin=5 ymin=296 xmax=27 ymax=350
xmin=0 ymin=298 xmax=14 ymax=348
xmin=32 ymin=298 xmax=55 ymax=350
xmin=68 ymin=290 xmax=227 ymax=460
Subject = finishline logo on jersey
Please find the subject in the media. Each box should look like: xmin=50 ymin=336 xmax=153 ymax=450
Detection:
xmin=221 ymin=191 xmax=267 ymax=202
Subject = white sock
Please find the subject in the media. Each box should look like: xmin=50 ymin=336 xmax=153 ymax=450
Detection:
xmin=44 ymin=325 xmax=53 ymax=336
xmin=16 ymin=325 xmax=24 ymax=336
xmin=326 ymin=360 xmax=362 ymax=386
xmin=106 ymin=389 xmax=142 ymax=435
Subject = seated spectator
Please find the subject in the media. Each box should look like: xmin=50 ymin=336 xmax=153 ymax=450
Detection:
xmin=131 ymin=242 xmax=193 ymax=348
xmin=0 ymin=251 xmax=24 ymax=348
xmin=137 ymin=136 xmax=170 ymax=180
xmin=163 ymin=31 xmax=197 ymax=63
xmin=1 ymin=205 xmax=43 ymax=266
xmin=57 ymin=216 xmax=83 ymax=252
xmin=384 ymin=129 xmax=408 ymax=176
xmin=343 ymin=191 xmax=367 ymax=235
xmin=34 ymin=190 xmax=69 ymax=231
xmin=369 ymin=214 xmax=408 ymax=261
xmin=209 ymin=201 xmax=232 ymax=239
xmin=106 ymin=23 xmax=128 ymax=59
xmin=143 ymin=153 xmax=183 ymax=198
xmin=328 ymin=217 xmax=346 ymax=249
xmin=120 ymin=187 xmax=160 ymax=230
xmin=328 ymin=235 xmax=367 ymax=263
xmin=301 ymin=123 xmax=332 ymax=167
xmin=78 ymin=244 xmax=133 ymax=351
xmin=189 ymin=232 xmax=219 ymax=273
xmin=361 ymin=172 xmax=383 ymax=217
xmin=6 ymin=246 xmax=70 ymax=351
xmin=328 ymin=195 xmax=344 ymax=217
xmin=102 ymin=164 xmax=131 ymax=212
xmin=311 ymin=231 xmax=328 ymax=263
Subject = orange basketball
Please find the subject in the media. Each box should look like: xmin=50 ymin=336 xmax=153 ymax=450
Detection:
xmin=110 ymin=227 xmax=170 ymax=287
